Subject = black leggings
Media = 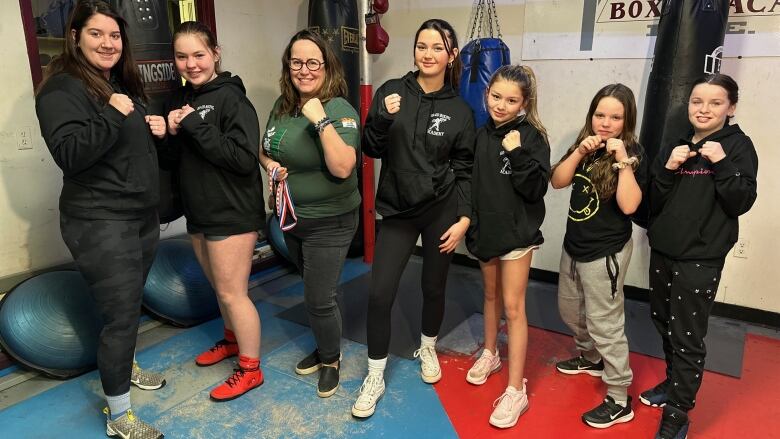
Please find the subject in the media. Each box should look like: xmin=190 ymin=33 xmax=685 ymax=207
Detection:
xmin=367 ymin=192 xmax=457 ymax=359
xmin=60 ymin=212 xmax=159 ymax=396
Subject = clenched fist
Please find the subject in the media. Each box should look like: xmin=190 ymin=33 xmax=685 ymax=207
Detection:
xmin=384 ymin=93 xmax=401 ymax=115
xmin=502 ymin=130 xmax=522 ymax=151
xmin=665 ymin=145 xmax=697 ymax=171
xmin=109 ymin=93 xmax=134 ymax=116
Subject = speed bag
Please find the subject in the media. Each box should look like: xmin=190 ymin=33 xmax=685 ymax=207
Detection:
xmin=459 ymin=38 xmax=510 ymax=128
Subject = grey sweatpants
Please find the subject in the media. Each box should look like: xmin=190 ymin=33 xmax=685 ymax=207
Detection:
xmin=558 ymin=239 xmax=634 ymax=401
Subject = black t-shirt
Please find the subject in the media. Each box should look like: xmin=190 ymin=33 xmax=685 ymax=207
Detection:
xmin=563 ymin=149 xmax=648 ymax=262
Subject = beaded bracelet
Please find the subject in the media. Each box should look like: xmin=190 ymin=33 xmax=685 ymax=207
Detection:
xmin=611 ymin=156 xmax=639 ymax=170
xmin=314 ymin=117 xmax=333 ymax=134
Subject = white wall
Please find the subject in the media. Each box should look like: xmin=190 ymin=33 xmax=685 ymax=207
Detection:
xmin=1 ymin=1 xmax=777 ymax=315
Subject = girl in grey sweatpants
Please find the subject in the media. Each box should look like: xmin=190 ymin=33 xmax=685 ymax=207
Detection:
xmin=550 ymin=84 xmax=647 ymax=429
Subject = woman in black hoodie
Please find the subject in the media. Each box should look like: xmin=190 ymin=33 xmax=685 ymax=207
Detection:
xmin=165 ymin=21 xmax=265 ymax=402
xmin=645 ymin=74 xmax=758 ymax=439
xmin=352 ymin=18 xmax=475 ymax=419
xmin=465 ymin=65 xmax=550 ymax=429
xmin=35 ymin=1 xmax=164 ymax=437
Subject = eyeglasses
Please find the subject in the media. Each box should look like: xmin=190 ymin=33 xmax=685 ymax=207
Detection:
xmin=289 ymin=58 xmax=325 ymax=71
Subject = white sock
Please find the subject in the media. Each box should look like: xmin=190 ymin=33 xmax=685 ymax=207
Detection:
xmin=106 ymin=392 xmax=131 ymax=420
xmin=420 ymin=334 xmax=437 ymax=348
xmin=368 ymin=357 xmax=387 ymax=376
xmin=505 ymin=385 xmax=519 ymax=395
xmin=613 ymin=398 xmax=627 ymax=407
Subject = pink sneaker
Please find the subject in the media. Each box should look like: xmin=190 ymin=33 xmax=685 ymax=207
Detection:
xmin=489 ymin=380 xmax=529 ymax=428
xmin=466 ymin=349 xmax=501 ymax=385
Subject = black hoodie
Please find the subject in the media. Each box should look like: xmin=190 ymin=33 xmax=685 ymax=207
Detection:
xmin=165 ymin=72 xmax=265 ymax=235
xmin=648 ymin=124 xmax=758 ymax=265
xmin=36 ymin=73 xmax=159 ymax=220
xmin=363 ymin=71 xmax=476 ymax=218
xmin=466 ymin=117 xmax=551 ymax=261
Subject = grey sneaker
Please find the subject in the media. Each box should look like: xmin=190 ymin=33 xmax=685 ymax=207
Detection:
xmin=104 ymin=408 xmax=164 ymax=439
xmin=130 ymin=362 xmax=166 ymax=390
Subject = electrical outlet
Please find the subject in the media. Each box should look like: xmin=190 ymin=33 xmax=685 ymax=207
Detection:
xmin=733 ymin=239 xmax=749 ymax=259
xmin=16 ymin=126 xmax=32 ymax=150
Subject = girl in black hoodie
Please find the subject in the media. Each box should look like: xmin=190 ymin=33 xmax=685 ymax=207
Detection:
xmin=645 ymin=74 xmax=758 ymax=439
xmin=165 ymin=22 xmax=265 ymax=402
xmin=352 ymin=19 xmax=475 ymax=419
xmin=35 ymin=1 xmax=164 ymax=437
xmin=465 ymin=65 xmax=550 ymax=429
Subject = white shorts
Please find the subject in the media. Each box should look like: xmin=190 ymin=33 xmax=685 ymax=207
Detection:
xmin=499 ymin=245 xmax=539 ymax=261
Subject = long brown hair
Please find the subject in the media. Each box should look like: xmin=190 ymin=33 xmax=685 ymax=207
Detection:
xmin=276 ymin=29 xmax=348 ymax=118
xmin=554 ymin=83 xmax=642 ymax=200
xmin=486 ymin=65 xmax=548 ymax=141
xmin=414 ymin=19 xmax=462 ymax=89
xmin=37 ymin=0 xmax=146 ymax=103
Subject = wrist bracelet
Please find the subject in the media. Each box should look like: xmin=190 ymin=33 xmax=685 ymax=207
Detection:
xmin=314 ymin=117 xmax=333 ymax=134
xmin=612 ymin=156 xmax=638 ymax=170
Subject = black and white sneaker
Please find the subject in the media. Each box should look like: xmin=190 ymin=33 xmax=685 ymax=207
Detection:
xmin=295 ymin=350 xmax=322 ymax=375
xmin=556 ymin=355 xmax=604 ymax=377
xmin=640 ymin=380 xmax=669 ymax=408
xmin=582 ymin=395 xmax=634 ymax=429
xmin=317 ymin=363 xmax=339 ymax=398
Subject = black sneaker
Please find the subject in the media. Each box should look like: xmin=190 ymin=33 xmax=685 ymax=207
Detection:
xmin=640 ymin=380 xmax=669 ymax=408
xmin=655 ymin=405 xmax=689 ymax=439
xmin=556 ymin=355 xmax=604 ymax=377
xmin=295 ymin=350 xmax=322 ymax=375
xmin=582 ymin=395 xmax=634 ymax=428
xmin=317 ymin=363 xmax=339 ymax=398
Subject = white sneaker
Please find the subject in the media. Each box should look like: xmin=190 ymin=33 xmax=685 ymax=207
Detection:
xmin=413 ymin=345 xmax=442 ymax=384
xmin=352 ymin=373 xmax=385 ymax=418
xmin=466 ymin=349 xmax=501 ymax=385
xmin=489 ymin=380 xmax=529 ymax=429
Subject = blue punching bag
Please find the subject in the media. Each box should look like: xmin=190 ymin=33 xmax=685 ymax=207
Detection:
xmin=0 ymin=271 xmax=102 ymax=378
xmin=460 ymin=0 xmax=510 ymax=128
xmin=635 ymin=0 xmax=729 ymax=227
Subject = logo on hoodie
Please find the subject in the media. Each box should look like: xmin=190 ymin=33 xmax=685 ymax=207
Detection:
xmin=428 ymin=113 xmax=451 ymax=137
xmin=197 ymin=104 xmax=215 ymax=120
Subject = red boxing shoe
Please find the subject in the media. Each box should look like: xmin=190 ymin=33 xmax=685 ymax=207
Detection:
xmin=210 ymin=355 xmax=264 ymax=401
xmin=195 ymin=339 xmax=239 ymax=366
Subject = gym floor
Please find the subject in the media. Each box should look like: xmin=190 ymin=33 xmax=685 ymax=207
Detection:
xmin=1 ymin=258 xmax=779 ymax=438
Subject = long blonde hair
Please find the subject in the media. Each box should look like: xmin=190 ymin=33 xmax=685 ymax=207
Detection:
xmin=553 ymin=83 xmax=642 ymax=200
xmin=486 ymin=65 xmax=548 ymax=142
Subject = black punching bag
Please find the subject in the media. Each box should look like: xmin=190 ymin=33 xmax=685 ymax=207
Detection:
xmin=112 ymin=0 xmax=183 ymax=223
xmin=309 ymin=0 xmax=364 ymax=255
xmin=308 ymin=0 xmax=360 ymax=111
xmin=635 ymin=0 xmax=729 ymax=227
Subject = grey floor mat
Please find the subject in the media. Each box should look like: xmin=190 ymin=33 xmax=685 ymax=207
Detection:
xmin=277 ymin=258 xmax=746 ymax=377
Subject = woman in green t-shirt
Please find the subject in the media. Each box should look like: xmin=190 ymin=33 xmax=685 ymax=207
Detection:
xmin=259 ymin=29 xmax=361 ymax=398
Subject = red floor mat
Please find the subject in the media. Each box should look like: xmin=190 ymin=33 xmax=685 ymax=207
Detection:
xmin=435 ymin=326 xmax=780 ymax=438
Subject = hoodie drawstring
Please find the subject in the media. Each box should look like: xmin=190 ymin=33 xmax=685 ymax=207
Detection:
xmin=605 ymin=253 xmax=619 ymax=299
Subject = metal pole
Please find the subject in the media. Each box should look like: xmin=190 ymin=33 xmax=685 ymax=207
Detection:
xmin=359 ymin=0 xmax=376 ymax=263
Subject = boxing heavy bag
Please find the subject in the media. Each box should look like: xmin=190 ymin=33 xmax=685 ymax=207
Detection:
xmin=635 ymin=0 xmax=729 ymax=227
xmin=460 ymin=0 xmax=510 ymax=128
xmin=111 ymin=0 xmax=183 ymax=223
xmin=308 ymin=0 xmax=360 ymax=112
xmin=309 ymin=0 xmax=364 ymax=256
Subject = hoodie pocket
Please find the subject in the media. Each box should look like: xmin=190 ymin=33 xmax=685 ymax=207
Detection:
xmin=471 ymin=211 xmax=521 ymax=257
xmin=377 ymin=169 xmax=435 ymax=212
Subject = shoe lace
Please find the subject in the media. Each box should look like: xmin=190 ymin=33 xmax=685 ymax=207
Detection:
xmin=224 ymin=369 xmax=246 ymax=388
xmin=413 ymin=346 xmax=439 ymax=372
xmin=209 ymin=339 xmax=232 ymax=352
xmin=357 ymin=374 xmax=382 ymax=400
xmin=492 ymin=391 xmax=518 ymax=412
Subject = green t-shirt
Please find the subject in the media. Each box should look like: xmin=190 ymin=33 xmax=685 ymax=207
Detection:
xmin=263 ymin=97 xmax=361 ymax=218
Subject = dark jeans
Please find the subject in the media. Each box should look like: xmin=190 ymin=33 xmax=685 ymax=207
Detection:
xmin=367 ymin=191 xmax=457 ymax=359
xmin=649 ymin=250 xmax=722 ymax=411
xmin=60 ymin=211 xmax=159 ymax=396
xmin=283 ymin=208 xmax=358 ymax=364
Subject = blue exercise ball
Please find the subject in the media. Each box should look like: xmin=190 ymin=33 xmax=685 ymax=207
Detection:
xmin=267 ymin=215 xmax=293 ymax=264
xmin=143 ymin=238 xmax=218 ymax=327
xmin=0 ymin=270 xmax=102 ymax=378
